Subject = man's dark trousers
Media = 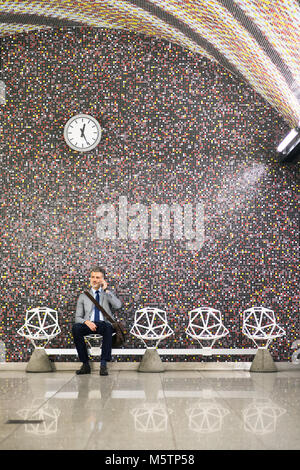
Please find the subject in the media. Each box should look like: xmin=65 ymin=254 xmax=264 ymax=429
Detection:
xmin=72 ymin=321 xmax=114 ymax=364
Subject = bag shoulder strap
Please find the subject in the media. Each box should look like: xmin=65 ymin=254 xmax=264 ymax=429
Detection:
xmin=84 ymin=290 xmax=115 ymax=324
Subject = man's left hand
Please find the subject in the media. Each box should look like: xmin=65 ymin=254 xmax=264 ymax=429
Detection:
xmin=102 ymin=279 xmax=108 ymax=291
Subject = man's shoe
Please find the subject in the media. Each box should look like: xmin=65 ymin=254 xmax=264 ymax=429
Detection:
xmin=100 ymin=365 xmax=108 ymax=376
xmin=76 ymin=363 xmax=91 ymax=375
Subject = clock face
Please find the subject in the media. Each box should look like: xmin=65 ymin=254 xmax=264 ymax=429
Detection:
xmin=64 ymin=114 xmax=102 ymax=152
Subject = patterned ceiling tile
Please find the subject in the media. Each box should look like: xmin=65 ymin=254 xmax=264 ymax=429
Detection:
xmin=0 ymin=0 xmax=299 ymax=126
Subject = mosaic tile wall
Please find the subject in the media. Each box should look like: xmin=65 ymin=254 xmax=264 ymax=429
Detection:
xmin=0 ymin=27 xmax=298 ymax=362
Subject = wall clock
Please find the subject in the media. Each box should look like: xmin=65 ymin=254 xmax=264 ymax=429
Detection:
xmin=64 ymin=114 xmax=102 ymax=152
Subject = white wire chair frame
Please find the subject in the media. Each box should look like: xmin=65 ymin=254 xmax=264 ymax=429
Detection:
xmin=291 ymin=339 xmax=300 ymax=364
xmin=17 ymin=306 xmax=61 ymax=348
xmin=84 ymin=334 xmax=102 ymax=349
xmin=84 ymin=328 xmax=118 ymax=350
xmin=130 ymin=307 xmax=174 ymax=348
xmin=242 ymin=306 xmax=286 ymax=349
xmin=186 ymin=307 xmax=229 ymax=348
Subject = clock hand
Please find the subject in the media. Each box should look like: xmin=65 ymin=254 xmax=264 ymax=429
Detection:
xmin=80 ymin=126 xmax=90 ymax=145
xmin=80 ymin=124 xmax=86 ymax=137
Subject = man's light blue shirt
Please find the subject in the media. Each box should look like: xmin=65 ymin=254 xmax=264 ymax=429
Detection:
xmin=90 ymin=287 xmax=104 ymax=322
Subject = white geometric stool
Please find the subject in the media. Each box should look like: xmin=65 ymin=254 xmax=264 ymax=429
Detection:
xmin=85 ymin=334 xmax=102 ymax=348
xmin=291 ymin=339 xmax=300 ymax=364
xmin=186 ymin=307 xmax=229 ymax=352
xmin=84 ymin=334 xmax=103 ymax=360
xmin=242 ymin=306 xmax=286 ymax=372
xmin=85 ymin=328 xmax=118 ymax=358
xmin=130 ymin=307 xmax=174 ymax=372
xmin=17 ymin=306 xmax=61 ymax=372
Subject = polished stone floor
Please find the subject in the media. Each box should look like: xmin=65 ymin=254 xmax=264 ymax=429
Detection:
xmin=0 ymin=367 xmax=299 ymax=450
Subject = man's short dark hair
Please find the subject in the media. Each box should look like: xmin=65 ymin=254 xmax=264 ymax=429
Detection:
xmin=90 ymin=266 xmax=106 ymax=278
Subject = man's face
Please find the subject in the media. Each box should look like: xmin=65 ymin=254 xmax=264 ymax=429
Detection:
xmin=90 ymin=271 xmax=104 ymax=290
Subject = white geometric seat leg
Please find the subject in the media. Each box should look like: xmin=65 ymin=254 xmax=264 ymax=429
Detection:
xmin=130 ymin=307 xmax=174 ymax=372
xmin=17 ymin=306 xmax=61 ymax=372
xmin=185 ymin=307 xmax=229 ymax=350
xmin=242 ymin=306 xmax=286 ymax=372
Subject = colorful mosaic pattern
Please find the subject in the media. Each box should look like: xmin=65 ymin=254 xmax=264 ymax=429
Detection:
xmin=0 ymin=27 xmax=298 ymax=362
xmin=0 ymin=0 xmax=299 ymax=127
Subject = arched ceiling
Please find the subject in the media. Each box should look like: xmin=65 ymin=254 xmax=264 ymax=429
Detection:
xmin=0 ymin=0 xmax=299 ymax=127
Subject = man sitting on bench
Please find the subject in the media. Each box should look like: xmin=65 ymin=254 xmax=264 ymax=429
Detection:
xmin=72 ymin=266 xmax=122 ymax=376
